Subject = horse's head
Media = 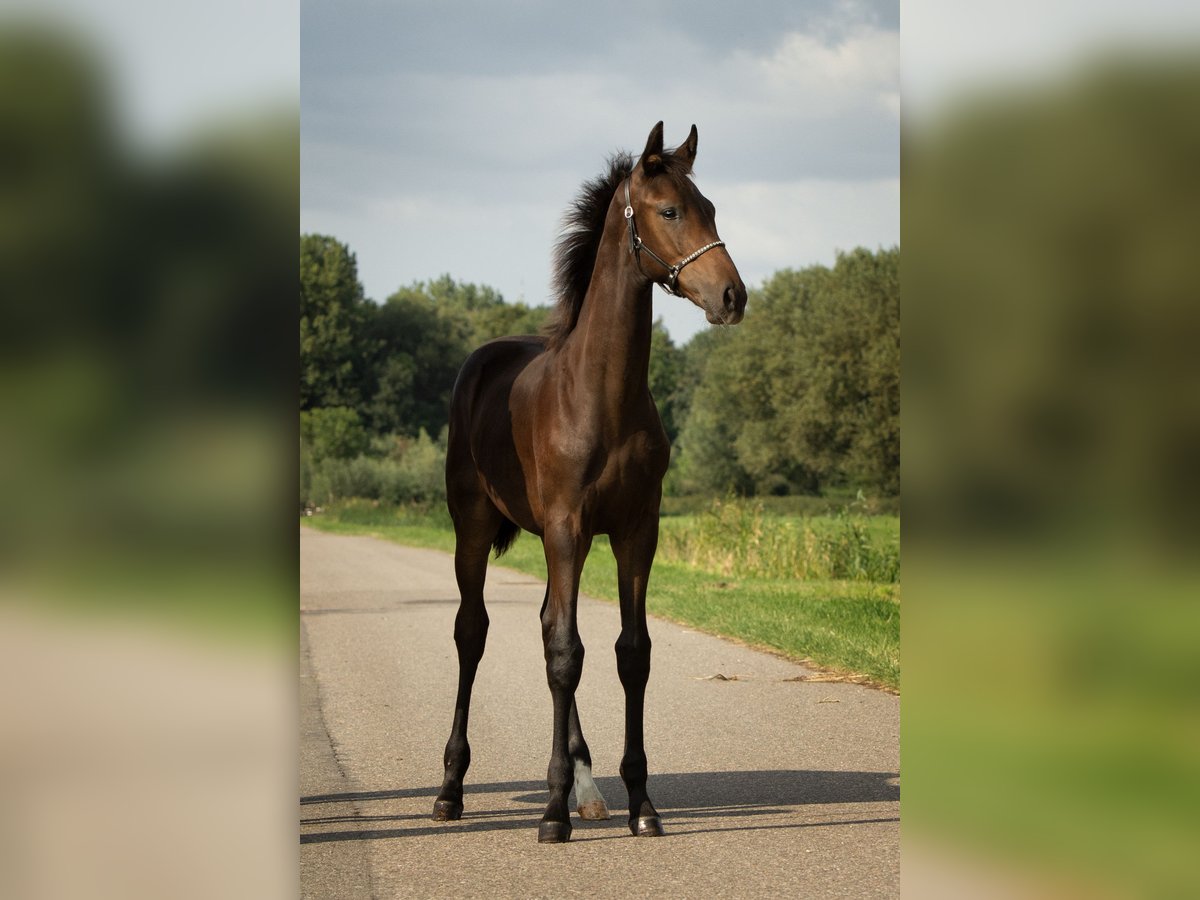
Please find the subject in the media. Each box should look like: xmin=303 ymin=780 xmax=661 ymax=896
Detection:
xmin=625 ymin=121 xmax=747 ymax=325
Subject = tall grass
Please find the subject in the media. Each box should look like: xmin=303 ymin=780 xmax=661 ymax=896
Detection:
xmin=657 ymin=498 xmax=900 ymax=583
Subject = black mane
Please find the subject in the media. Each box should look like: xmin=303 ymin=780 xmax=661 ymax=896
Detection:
xmin=543 ymin=150 xmax=692 ymax=350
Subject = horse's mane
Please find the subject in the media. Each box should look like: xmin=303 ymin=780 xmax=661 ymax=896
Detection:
xmin=543 ymin=149 xmax=692 ymax=351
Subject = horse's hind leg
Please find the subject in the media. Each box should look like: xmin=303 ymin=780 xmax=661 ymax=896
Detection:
xmin=432 ymin=500 xmax=499 ymax=821
xmin=539 ymin=588 xmax=609 ymax=822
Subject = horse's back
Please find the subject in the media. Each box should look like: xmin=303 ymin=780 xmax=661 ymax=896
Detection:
xmin=450 ymin=335 xmax=546 ymax=418
xmin=446 ymin=336 xmax=548 ymax=527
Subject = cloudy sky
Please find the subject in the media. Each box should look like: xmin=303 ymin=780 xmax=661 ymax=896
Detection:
xmin=301 ymin=0 xmax=900 ymax=343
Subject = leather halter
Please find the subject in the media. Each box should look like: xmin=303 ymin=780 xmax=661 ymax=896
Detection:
xmin=624 ymin=177 xmax=725 ymax=297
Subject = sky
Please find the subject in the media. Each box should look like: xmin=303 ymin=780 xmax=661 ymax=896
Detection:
xmin=300 ymin=0 xmax=901 ymax=344
xmin=903 ymin=0 xmax=1200 ymax=123
xmin=6 ymin=0 xmax=298 ymax=146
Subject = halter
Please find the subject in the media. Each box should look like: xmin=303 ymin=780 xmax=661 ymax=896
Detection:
xmin=624 ymin=177 xmax=725 ymax=297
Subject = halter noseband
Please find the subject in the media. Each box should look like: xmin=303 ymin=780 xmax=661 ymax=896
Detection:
xmin=624 ymin=177 xmax=725 ymax=297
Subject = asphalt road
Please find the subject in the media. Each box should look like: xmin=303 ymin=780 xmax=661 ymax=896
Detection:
xmin=300 ymin=526 xmax=899 ymax=899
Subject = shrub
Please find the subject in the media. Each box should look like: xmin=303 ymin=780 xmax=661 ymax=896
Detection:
xmin=301 ymin=427 xmax=447 ymax=507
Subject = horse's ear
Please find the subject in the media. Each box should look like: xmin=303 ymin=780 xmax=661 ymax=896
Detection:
xmin=676 ymin=124 xmax=698 ymax=171
xmin=640 ymin=121 xmax=665 ymax=175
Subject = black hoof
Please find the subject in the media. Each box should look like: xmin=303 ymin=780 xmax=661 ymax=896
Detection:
xmin=537 ymin=820 xmax=572 ymax=843
xmin=630 ymin=814 xmax=664 ymax=837
xmin=432 ymin=799 xmax=463 ymax=821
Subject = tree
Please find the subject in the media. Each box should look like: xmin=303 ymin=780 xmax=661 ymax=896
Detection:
xmin=391 ymin=274 xmax=550 ymax=349
xmin=362 ymin=290 xmax=466 ymax=437
xmin=300 ymin=406 xmax=369 ymax=462
xmin=672 ymin=327 xmax=757 ymax=495
xmin=648 ymin=319 xmax=686 ymax=444
xmin=771 ymin=249 xmax=899 ymax=493
xmin=300 ymin=234 xmax=369 ymax=410
xmin=671 ymin=248 xmax=899 ymax=497
xmin=359 ymin=275 xmax=550 ymax=438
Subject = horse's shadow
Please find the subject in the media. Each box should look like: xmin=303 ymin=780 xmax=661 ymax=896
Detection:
xmin=300 ymin=770 xmax=899 ymax=843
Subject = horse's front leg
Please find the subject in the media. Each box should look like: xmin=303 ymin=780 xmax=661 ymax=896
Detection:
xmin=538 ymin=587 xmax=609 ymax=822
xmin=537 ymin=519 xmax=589 ymax=843
xmin=612 ymin=517 xmax=664 ymax=837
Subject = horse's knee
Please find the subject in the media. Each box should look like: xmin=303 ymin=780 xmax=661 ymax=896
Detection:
xmin=615 ymin=633 xmax=651 ymax=686
xmin=453 ymin=607 xmax=489 ymax=659
xmin=544 ymin=630 xmax=584 ymax=693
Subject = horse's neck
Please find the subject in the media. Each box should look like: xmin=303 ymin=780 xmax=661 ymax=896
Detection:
xmin=567 ymin=223 xmax=654 ymax=420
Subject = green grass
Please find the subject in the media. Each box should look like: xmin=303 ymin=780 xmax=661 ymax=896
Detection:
xmin=905 ymin=558 xmax=1200 ymax=896
xmin=7 ymin=552 xmax=294 ymax=647
xmin=304 ymin=499 xmax=899 ymax=690
xmin=658 ymin=498 xmax=900 ymax=583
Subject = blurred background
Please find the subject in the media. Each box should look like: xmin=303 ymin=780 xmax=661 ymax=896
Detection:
xmin=4 ymin=0 xmax=1200 ymax=896
xmin=904 ymin=1 xmax=1200 ymax=896
xmin=0 ymin=3 xmax=296 ymax=898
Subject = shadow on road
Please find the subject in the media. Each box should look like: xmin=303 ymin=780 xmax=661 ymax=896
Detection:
xmin=300 ymin=769 xmax=899 ymax=844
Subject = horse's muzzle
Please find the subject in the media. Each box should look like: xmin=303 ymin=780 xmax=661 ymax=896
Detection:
xmin=706 ymin=280 xmax=747 ymax=325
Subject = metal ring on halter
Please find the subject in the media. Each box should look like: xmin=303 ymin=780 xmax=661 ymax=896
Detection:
xmin=623 ymin=177 xmax=725 ymax=297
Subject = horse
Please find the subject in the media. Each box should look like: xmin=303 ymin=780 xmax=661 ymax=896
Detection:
xmin=432 ymin=122 xmax=747 ymax=843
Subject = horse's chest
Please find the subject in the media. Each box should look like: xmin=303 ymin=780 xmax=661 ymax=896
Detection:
xmin=535 ymin=416 xmax=664 ymax=483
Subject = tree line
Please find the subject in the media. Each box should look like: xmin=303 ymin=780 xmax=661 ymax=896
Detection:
xmin=300 ymin=233 xmax=898 ymax=506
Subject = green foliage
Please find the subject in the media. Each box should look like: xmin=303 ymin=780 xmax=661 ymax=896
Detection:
xmin=300 ymin=260 xmax=551 ymax=444
xmin=648 ymin=318 xmax=686 ymax=443
xmin=387 ymin=274 xmax=549 ymax=350
xmin=673 ymin=248 xmax=899 ymax=497
xmin=300 ymin=234 xmax=368 ymax=410
xmin=300 ymin=406 xmax=368 ymax=462
xmin=301 ymin=427 xmax=447 ymax=508
xmin=673 ymin=334 xmax=744 ymax=495
xmin=362 ymin=291 xmax=464 ymax=436
xmin=297 ymin=231 xmax=898 ymax=504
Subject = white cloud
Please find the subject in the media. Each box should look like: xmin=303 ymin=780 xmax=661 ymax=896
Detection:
xmin=715 ymin=176 xmax=899 ymax=282
xmin=755 ymin=27 xmax=901 ymax=111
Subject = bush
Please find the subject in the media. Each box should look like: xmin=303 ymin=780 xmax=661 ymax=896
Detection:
xmin=300 ymin=427 xmax=446 ymax=508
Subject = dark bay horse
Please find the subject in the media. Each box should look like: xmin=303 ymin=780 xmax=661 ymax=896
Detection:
xmin=432 ymin=122 xmax=747 ymax=843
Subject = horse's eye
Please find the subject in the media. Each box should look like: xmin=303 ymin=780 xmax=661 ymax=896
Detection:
xmin=661 ymin=208 xmax=678 ymax=220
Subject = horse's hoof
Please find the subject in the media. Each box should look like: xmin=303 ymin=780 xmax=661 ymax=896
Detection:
xmin=577 ymin=799 xmax=610 ymax=821
xmin=537 ymin=820 xmax=572 ymax=843
xmin=432 ymin=799 xmax=463 ymax=821
xmin=630 ymin=814 xmax=664 ymax=837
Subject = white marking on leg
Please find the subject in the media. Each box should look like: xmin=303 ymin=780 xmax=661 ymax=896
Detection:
xmin=573 ymin=758 xmax=610 ymax=820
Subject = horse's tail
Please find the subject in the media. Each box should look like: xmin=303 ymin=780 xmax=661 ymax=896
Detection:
xmin=492 ymin=517 xmax=520 ymax=558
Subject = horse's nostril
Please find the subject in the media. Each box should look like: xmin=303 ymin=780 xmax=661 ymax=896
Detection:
xmin=723 ymin=284 xmax=741 ymax=310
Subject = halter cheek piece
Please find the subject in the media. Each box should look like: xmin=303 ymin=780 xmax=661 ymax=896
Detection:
xmin=624 ymin=178 xmax=725 ymax=297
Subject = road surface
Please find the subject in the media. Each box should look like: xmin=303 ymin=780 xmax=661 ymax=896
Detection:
xmin=300 ymin=526 xmax=899 ymax=898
